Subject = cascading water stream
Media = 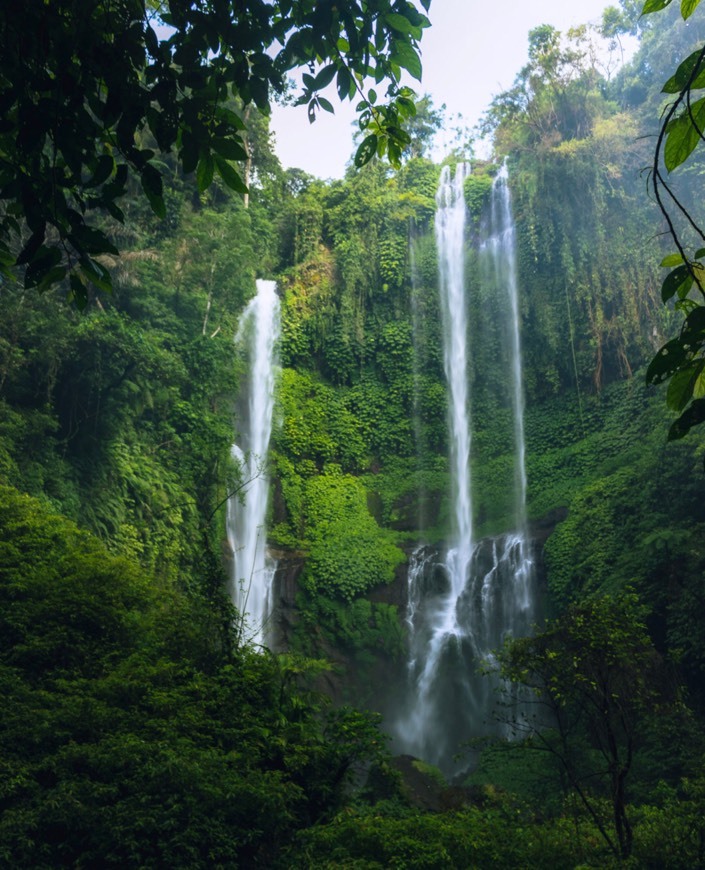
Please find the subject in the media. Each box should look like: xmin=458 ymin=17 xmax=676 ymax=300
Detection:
xmin=226 ymin=279 xmax=280 ymax=647
xmin=436 ymin=163 xmax=474 ymax=587
xmin=395 ymin=163 xmax=476 ymax=769
xmin=394 ymin=164 xmax=536 ymax=775
xmin=481 ymin=164 xmax=534 ymax=622
xmin=485 ymin=162 xmax=528 ymax=532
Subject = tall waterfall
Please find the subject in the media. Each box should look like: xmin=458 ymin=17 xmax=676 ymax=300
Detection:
xmin=226 ymin=279 xmax=280 ymax=646
xmin=486 ymin=162 xmax=528 ymax=532
xmin=393 ymin=164 xmax=535 ymax=775
xmin=480 ymin=165 xmax=534 ymax=634
xmin=436 ymin=164 xmax=474 ymax=570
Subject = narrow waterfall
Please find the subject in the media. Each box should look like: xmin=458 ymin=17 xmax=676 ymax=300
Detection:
xmin=226 ymin=279 xmax=280 ymax=647
xmin=481 ymin=164 xmax=534 ymax=628
xmin=485 ymin=163 xmax=528 ymax=532
xmin=395 ymin=163 xmax=478 ymax=771
xmin=394 ymin=164 xmax=535 ymax=775
xmin=436 ymin=164 xmax=474 ymax=574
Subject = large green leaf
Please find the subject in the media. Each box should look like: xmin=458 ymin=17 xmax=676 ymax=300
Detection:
xmin=354 ymin=134 xmax=378 ymax=167
xmin=661 ymin=264 xmax=693 ymax=301
xmin=196 ymin=154 xmax=215 ymax=192
xmin=215 ymin=157 xmax=248 ymax=194
xmin=668 ymin=398 xmax=705 ymax=439
xmin=662 ymin=49 xmax=705 ymax=94
xmin=681 ymin=0 xmax=702 ymax=18
xmin=211 ymin=137 xmax=248 ymax=161
xmin=646 ymin=338 xmax=691 ymax=384
xmin=390 ymin=42 xmax=422 ymax=81
xmin=664 ymin=97 xmax=705 ymax=171
xmin=666 ymin=362 xmax=704 ymax=411
xmin=642 ymin=0 xmax=673 ymax=12
xmin=384 ymin=12 xmax=417 ymax=36
xmin=141 ymin=164 xmax=166 ymax=219
xmin=313 ymin=64 xmax=337 ymax=90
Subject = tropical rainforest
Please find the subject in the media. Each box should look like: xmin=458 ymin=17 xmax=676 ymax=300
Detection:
xmin=3 ymin=0 xmax=705 ymax=866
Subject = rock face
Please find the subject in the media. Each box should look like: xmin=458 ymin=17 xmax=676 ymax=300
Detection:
xmin=268 ymin=548 xmax=306 ymax=652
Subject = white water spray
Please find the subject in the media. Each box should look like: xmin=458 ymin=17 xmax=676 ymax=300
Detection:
xmin=395 ymin=164 xmax=476 ymax=768
xmin=485 ymin=162 xmax=528 ymax=530
xmin=226 ymin=279 xmax=280 ymax=646
xmin=394 ymin=164 xmax=536 ymax=775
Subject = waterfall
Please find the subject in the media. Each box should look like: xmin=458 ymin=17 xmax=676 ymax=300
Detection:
xmin=436 ymin=164 xmax=474 ymax=572
xmin=485 ymin=162 xmax=528 ymax=531
xmin=480 ymin=164 xmax=534 ymax=634
xmin=393 ymin=164 xmax=536 ymax=775
xmin=226 ymin=279 xmax=280 ymax=647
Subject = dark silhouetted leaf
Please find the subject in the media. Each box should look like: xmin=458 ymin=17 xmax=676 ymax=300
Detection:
xmin=354 ymin=134 xmax=378 ymax=167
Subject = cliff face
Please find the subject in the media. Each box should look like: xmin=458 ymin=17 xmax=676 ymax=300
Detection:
xmin=269 ymin=515 xmax=556 ymax=725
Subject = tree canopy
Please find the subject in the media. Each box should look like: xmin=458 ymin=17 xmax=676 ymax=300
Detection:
xmin=0 ymin=0 xmax=429 ymax=304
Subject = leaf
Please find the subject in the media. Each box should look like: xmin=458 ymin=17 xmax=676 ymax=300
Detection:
xmin=646 ymin=338 xmax=690 ymax=384
xmin=354 ymin=134 xmax=378 ymax=167
xmin=642 ymin=0 xmax=673 ymax=12
xmin=666 ymin=363 xmax=703 ymax=410
xmin=36 ymin=265 xmax=67 ymax=293
xmin=69 ymin=225 xmax=119 ymax=256
xmin=313 ymin=64 xmax=336 ymax=90
xmin=668 ymin=398 xmax=705 ymax=439
xmin=211 ymin=137 xmax=248 ymax=161
xmin=386 ymin=125 xmax=411 ymax=145
xmin=662 ymin=49 xmax=705 ymax=93
xmin=390 ymin=42 xmax=422 ymax=81
xmin=87 ymin=155 xmax=115 ymax=188
xmin=660 ymin=253 xmax=685 ymax=267
xmin=16 ymin=228 xmax=46 ymax=265
xmin=681 ymin=0 xmax=702 ymax=18
xmin=69 ymin=272 xmax=88 ymax=310
xmin=215 ymin=157 xmax=248 ymax=194
xmin=337 ymin=67 xmax=353 ymax=101
xmin=661 ymin=264 xmax=692 ymax=301
xmin=197 ymin=154 xmax=215 ymax=192
xmin=384 ymin=13 xmax=415 ymax=34
xmin=79 ymin=256 xmax=112 ymax=293
xmin=23 ymin=245 xmax=62 ymax=288
xmin=694 ymin=367 xmax=705 ymax=398
xmin=317 ymin=96 xmax=334 ymax=114
xmin=140 ymin=164 xmax=166 ymax=218
xmin=214 ymin=106 xmax=246 ymax=131
xmin=664 ymin=97 xmax=705 ymax=171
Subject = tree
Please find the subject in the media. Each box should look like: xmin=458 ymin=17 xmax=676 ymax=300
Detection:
xmin=499 ymin=592 xmax=668 ymax=861
xmin=0 ymin=0 xmax=430 ymax=304
xmin=643 ymin=0 xmax=705 ymax=440
xmin=482 ymin=23 xmax=614 ymax=154
xmin=401 ymin=93 xmax=445 ymax=158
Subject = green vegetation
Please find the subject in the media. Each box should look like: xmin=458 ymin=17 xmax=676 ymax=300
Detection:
xmin=0 ymin=0 xmax=429 ymax=300
xmin=2 ymin=0 xmax=705 ymax=865
xmin=642 ymin=0 xmax=705 ymax=439
xmin=0 ymin=485 xmax=386 ymax=867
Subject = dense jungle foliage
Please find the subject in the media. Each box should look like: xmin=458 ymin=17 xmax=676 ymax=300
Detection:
xmin=3 ymin=1 xmax=705 ymax=865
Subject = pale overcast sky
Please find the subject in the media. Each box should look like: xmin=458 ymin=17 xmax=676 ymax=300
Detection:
xmin=270 ymin=0 xmax=628 ymax=178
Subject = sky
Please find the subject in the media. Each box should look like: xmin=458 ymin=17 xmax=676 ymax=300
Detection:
xmin=269 ymin=0 xmax=626 ymax=179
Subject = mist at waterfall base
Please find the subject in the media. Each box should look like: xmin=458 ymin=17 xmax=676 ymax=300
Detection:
xmin=226 ymin=279 xmax=280 ymax=647
xmin=391 ymin=165 xmax=537 ymax=778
